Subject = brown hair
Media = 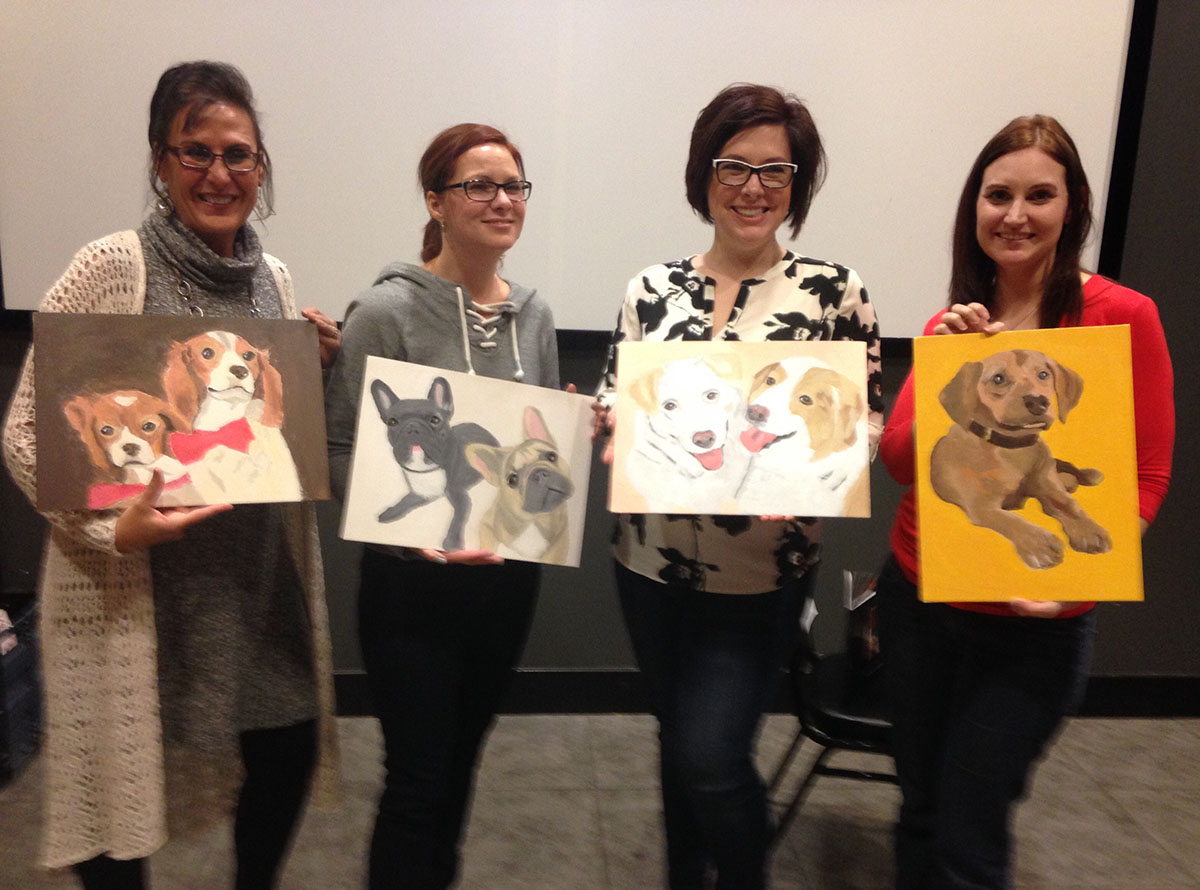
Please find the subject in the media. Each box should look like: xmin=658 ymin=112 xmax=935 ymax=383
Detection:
xmin=685 ymin=83 xmax=825 ymax=240
xmin=148 ymin=60 xmax=273 ymax=217
xmin=950 ymin=115 xmax=1092 ymax=327
xmin=418 ymin=123 xmax=524 ymax=262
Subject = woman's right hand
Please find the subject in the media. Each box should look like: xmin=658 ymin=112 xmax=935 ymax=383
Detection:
xmin=932 ymin=302 xmax=1005 ymax=336
xmin=114 ymin=471 xmax=232 ymax=553
xmin=409 ymin=548 xmax=504 ymax=566
xmin=591 ymin=402 xmax=615 ymax=464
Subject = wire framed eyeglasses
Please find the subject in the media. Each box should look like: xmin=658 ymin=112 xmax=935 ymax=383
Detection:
xmin=166 ymin=143 xmax=261 ymax=173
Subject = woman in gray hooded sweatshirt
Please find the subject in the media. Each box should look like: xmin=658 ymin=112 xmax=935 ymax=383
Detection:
xmin=324 ymin=124 xmax=558 ymax=890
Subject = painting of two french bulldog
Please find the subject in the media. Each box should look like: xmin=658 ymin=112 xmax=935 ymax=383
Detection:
xmin=340 ymin=356 xmax=594 ymax=567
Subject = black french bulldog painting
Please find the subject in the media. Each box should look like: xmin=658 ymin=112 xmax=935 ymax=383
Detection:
xmin=370 ymin=376 xmax=498 ymax=551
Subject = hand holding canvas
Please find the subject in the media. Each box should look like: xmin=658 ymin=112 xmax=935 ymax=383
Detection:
xmin=932 ymin=302 xmax=1007 ymax=336
xmin=301 ymin=306 xmax=341 ymax=369
xmin=114 ymin=469 xmax=233 ymax=553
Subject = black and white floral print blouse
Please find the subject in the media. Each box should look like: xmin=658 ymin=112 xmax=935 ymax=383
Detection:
xmin=598 ymin=251 xmax=883 ymax=593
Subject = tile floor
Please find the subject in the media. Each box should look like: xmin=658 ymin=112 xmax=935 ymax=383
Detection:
xmin=2 ymin=714 xmax=1198 ymax=889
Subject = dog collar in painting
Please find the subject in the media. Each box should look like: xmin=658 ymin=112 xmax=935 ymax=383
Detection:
xmin=967 ymin=421 xmax=1039 ymax=449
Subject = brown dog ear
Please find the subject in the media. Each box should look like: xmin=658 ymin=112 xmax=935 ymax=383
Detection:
xmin=700 ymin=353 xmax=741 ymax=382
xmin=629 ymin=367 xmax=663 ymax=413
xmin=938 ymin=361 xmax=982 ymax=427
xmin=148 ymin=395 xmax=191 ymax=434
xmin=800 ymin=368 xmax=863 ymax=459
xmin=1049 ymin=358 xmax=1084 ymax=422
xmin=161 ymin=341 xmax=201 ymax=425
xmin=63 ymin=395 xmax=108 ymax=469
xmin=254 ymin=348 xmax=285 ymax=428
xmin=829 ymin=371 xmax=865 ymax=447
xmin=523 ymin=406 xmax=557 ymax=447
xmin=465 ymin=442 xmax=506 ymax=486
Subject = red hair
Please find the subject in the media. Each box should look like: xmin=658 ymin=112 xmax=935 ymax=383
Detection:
xmin=418 ymin=124 xmax=524 ymax=262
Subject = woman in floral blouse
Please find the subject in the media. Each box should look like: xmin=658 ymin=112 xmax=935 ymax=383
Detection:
xmin=595 ymin=83 xmax=882 ymax=890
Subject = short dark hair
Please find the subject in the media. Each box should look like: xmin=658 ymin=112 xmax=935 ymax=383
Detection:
xmin=147 ymin=61 xmax=273 ymax=217
xmin=418 ymin=123 xmax=524 ymax=262
xmin=685 ymin=83 xmax=825 ymax=239
xmin=950 ymin=114 xmax=1092 ymax=327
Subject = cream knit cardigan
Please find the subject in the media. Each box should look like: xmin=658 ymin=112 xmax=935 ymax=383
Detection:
xmin=2 ymin=230 xmax=339 ymax=868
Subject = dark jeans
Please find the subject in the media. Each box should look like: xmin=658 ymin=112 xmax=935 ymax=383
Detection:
xmin=358 ymin=549 xmax=540 ymax=890
xmin=615 ymin=562 xmax=805 ymax=890
xmin=73 ymin=719 xmax=317 ymax=890
xmin=875 ymin=555 xmax=1095 ymax=890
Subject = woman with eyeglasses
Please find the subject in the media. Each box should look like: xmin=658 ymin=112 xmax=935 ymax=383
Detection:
xmin=324 ymin=123 xmax=559 ymax=890
xmin=2 ymin=61 xmax=339 ymax=889
xmin=594 ymin=83 xmax=882 ymax=890
xmin=875 ymin=115 xmax=1173 ymax=890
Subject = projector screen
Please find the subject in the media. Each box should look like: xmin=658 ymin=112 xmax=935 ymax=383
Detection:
xmin=0 ymin=0 xmax=1134 ymax=336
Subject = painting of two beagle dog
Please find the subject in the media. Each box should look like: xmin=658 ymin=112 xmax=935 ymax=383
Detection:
xmin=34 ymin=314 xmax=329 ymax=511
xmin=610 ymin=341 xmax=871 ymax=516
xmin=338 ymin=356 xmax=594 ymax=567
xmin=914 ymin=325 xmax=1143 ymax=602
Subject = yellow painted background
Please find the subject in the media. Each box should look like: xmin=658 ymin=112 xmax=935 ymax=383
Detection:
xmin=913 ymin=326 xmax=1142 ymax=602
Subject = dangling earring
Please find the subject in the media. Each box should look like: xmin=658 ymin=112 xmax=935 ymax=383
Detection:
xmin=154 ymin=179 xmax=174 ymax=217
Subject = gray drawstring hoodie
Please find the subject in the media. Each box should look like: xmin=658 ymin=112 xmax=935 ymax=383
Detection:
xmin=325 ymin=262 xmax=560 ymax=501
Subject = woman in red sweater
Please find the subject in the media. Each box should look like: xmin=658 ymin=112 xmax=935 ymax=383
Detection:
xmin=876 ymin=115 xmax=1174 ymax=890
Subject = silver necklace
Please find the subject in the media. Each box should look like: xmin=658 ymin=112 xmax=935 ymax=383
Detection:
xmin=174 ymin=265 xmax=259 ymax=318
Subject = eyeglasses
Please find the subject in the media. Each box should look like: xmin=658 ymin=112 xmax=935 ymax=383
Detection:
xmin=167 ymin=143 xmax=261 ymax=173
xmin=438 ymin=179 xmax=532 ymax=202
xmin=712 ymin=159 xmax=798 ymax=189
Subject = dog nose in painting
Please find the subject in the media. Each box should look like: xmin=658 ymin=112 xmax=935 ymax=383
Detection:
xmin=748 ymin=405 xmax=769 ymax=424
xmin=123 ymin=443 xmax=141 ymax=456
xmin=230 ymin=365 xmax=249 ymax=380
xmin=693 ymin=431 xmax=716 ymax=449
xmin=1023 ymin=394 xmax=1049 ymax=415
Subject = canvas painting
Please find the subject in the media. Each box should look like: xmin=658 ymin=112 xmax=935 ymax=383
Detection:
xmin=34 ymin=313 xmax=330 ymax=510
xmin=609 ymin=340 xmax=870 ymax=516
xmin=340 ymin=356 xmax=594 ymax=567
xmin=913 ymin=325 xmax=1142 ymax=602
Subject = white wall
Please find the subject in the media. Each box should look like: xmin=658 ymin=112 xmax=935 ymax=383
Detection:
xmin=0 ymin=0 xmax=1133 ymax=335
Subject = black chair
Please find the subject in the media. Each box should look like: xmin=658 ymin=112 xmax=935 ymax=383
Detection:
xmin=767 ymin=592 xmax=896 ymax=847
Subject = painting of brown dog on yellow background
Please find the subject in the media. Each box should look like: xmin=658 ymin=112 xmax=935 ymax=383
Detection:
xmin=914 ymin=326 xmax=1142 ymax=602
xmin=34 ymin=313 xmax=329 ymax=511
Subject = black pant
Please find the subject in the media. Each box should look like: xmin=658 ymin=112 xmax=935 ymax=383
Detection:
xmin=616 ymin=563 xmax=804 ymax=890
xmin=875 ymin=556 xmax=1095 ymax=890
xmin=357 ymin=549 xmax=540 ymax=890
xmin=73 ymin=719 xmax=317 ymax=890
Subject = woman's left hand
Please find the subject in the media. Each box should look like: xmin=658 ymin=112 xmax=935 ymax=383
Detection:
xmin=301 ymin=307 xmax=341 ymax=368
xmin=932 ymin=302 xmax=1005 ymax=336
xmin=1008 ymin=598 xmax=1066 ymax=618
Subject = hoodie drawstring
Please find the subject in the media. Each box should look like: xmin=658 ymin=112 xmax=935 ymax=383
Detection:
xmin=455 ymin=285 xmax=525 ymax=381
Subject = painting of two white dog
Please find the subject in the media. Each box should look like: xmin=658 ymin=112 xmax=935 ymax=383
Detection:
xmin=610 ymin=340 xmax=871 ymax=517
xmin=34 ymin=313 xmax=329 ymax=511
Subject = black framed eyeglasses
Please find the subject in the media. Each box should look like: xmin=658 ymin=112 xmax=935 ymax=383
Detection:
xmin=438 ymin=179 xmax=532 ymax=202
xmin=167 ymin=143 xmax=261 ymax=173
xmin=712 ymin=159 xmax=798 ymax=189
